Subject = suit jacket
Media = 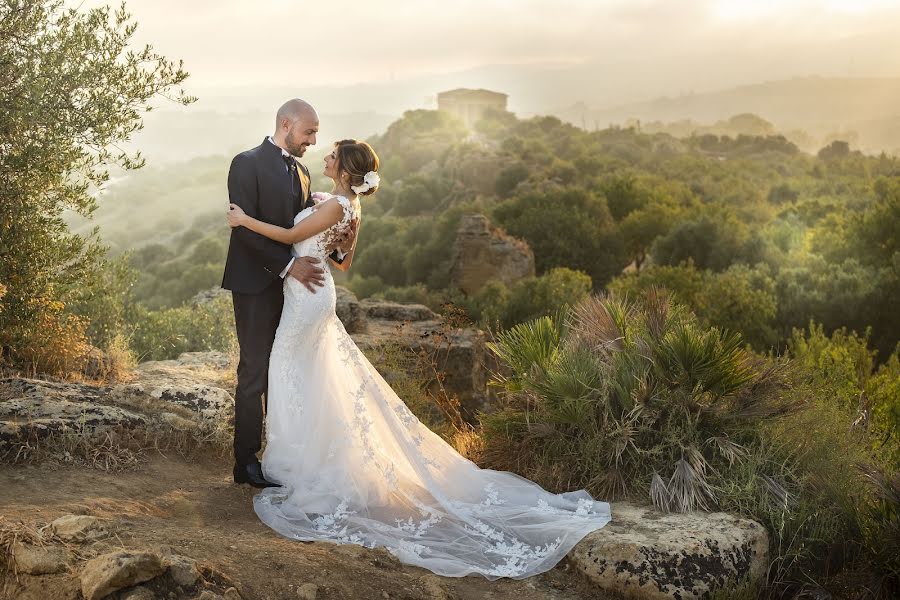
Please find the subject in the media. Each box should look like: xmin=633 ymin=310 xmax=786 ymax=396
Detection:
xmin=221 ymin=138 xmax=310 ymax=295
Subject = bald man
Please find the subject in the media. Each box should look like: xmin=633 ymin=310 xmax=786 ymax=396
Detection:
xmin=222 ymin=99 xmax=351 ymax=487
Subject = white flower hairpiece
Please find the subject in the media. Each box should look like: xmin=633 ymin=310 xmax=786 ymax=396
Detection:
xmin=351 ymin=171 xmax=380 ymax=194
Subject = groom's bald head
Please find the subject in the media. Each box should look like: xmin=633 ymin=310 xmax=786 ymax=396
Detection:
xmin=276 ymin=99 xmax=317 ymax=126
xmin=274 ymin=98 xmax=319 ymax=157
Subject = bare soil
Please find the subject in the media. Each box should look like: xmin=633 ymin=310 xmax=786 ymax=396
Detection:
xmin=0 ymin=453 xmax=606 ymax=600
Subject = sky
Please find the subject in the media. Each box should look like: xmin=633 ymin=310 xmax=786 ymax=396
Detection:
xmin=71 ymin=0 xmax=899 ymax=101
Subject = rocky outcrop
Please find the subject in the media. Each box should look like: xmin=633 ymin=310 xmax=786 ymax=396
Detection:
xmin=0 ymin=378 xmax=151 ymax=454
xmin=347 ymin=293 xmax=491 ymax=418
xmin=0 ymin=352 xmax=235 ymax=459
xmin=112 ymin=351 xmax=234 ymax=421
xmin=336 ymin=285 xmax=367 ymax=334
xmin=569 ymin=502 xmax=769 ymax=599
xmin=449 ymin=214 xmax=534 ymax=295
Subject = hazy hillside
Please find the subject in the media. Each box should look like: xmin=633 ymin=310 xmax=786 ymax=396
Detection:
xmin=125 ymin=75 xmax=900 ymax=166
xmin=127 ymin=108 xmax=398 ymax=164
xmin=552 ymin=77 xmax=900 ymax=154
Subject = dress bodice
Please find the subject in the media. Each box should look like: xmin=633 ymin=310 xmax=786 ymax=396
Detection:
xmin=291 ymin=193 xmax=360 ymax=261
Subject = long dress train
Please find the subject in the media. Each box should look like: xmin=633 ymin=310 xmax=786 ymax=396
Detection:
xmin=254 ymin=194 xmax=611 ymax=579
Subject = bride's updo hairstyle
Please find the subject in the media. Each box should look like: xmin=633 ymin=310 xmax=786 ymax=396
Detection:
xmin=334 ymin=139 xmax=380 ymax=196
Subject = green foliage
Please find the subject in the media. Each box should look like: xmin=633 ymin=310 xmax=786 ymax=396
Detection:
xmin=493 ymin=187 xmax=627 ymax=288
xmin=465 ymin=268 xmax=592 ymax=330
xmin=610 ymin=262 xmax=779 ymax=350
xmin=788 ymin=323 xmax=900 ymax=467
xmin=129 ymin=296 xmax=235 ymax=362
xmin=66 ymin=254 xmax=136 ymax=351
xmin=652 ymin=211 xmax=777 ymax=272
xmin=482 ymin=289 xmax=793 ymax=509
xmin=367 ymin=109 xmax=468 ymax=180
xmin=0 ymin=0 xmax=192 ymax=374
xmin=482 ymin=290 xmax=899 ymax=595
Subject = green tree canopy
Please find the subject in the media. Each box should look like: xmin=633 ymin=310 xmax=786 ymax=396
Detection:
xmin=0 ymin=0 xmax=193 ymax=372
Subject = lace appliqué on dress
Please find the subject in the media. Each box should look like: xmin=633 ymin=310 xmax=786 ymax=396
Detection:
xmin=254 ymin=192 xmax=611 ymax=579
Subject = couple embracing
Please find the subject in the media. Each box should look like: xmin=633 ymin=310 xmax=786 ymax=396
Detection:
xmin=220 ymin=99 xmax=611 ymax=579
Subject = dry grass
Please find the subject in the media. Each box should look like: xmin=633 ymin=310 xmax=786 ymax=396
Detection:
xmin=2 ymin=416 xmax=232 ymax=472
xmin=0 ymin=518 xmax=44 ymax=583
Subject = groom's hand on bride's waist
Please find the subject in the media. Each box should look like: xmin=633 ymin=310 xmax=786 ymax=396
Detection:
xmin=288 ymin=257 xmax=325 ymax=293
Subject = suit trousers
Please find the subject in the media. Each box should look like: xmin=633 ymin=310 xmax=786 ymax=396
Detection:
xmin=232 ymin=277 xmax=284 ymax=466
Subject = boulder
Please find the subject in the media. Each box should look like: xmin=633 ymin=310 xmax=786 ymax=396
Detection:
xmin=336 ymin=286 xmax=367 ymax=333
xmin=449 ymin=214 xmax=534 ymax=295
xmin=359 ymin=299 xmax=439 ymax=323
xmin=80 ymin=550 xmax=165 ymax=600
xmin=50 ymin=514 xmax=108 ymax=543
xmin=12 ymin=542 xmax=68 ymax=575
xmin=569 ymin=502 xmax=769 ymax=599
xmin=163 ymin=554 xmax=201 ymax=587
xmin=350 ymin=298 xmax=489 ymax=418
xmin=110 ymin=352 xmax=234 ymax=421
xmin=120 ymin=586 xmax=157 ymax=600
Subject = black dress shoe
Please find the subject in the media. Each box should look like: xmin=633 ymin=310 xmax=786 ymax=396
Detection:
xmin=233 ymin=462 xmax=280 ymax=488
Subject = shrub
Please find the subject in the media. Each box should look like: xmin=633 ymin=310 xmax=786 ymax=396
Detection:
xmin=130 ymin=296 xmax=236 ymax=361
xmin=482 ymin=288 xmax=793 ymax=508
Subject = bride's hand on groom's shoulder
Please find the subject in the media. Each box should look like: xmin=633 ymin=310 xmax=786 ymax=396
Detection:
xmin=227 ymin=203 xmax=246 ymax=227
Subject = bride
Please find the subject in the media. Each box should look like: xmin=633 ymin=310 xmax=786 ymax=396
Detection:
xmin=225 ymin=139 xmax=611 ymax=579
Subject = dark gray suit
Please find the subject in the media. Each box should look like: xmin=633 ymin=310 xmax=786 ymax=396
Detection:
xmin=222 ymin=138 xmax=309 ymax=466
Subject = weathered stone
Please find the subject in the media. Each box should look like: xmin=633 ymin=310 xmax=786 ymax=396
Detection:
xmin=0 ymin=378 xmax=149 ymax=452
xmin=112 ymin=352 xmax=234 ymax=420
xmin=12 ymin=542 xmax=68 ymax=575
xmin=449 ymin=214 xmax=534 ymax=295
xmin=197 ymin=591 xmax=224 ymax=600
xmin=223 ymin=587 xmax=242 ymax=600
xmin=336 ymin=286 xmax=367 ymax=333
xmin=50 ymin=514 xmax=108 ymax=542
xmin=569 ymin=502 xmax=769 ymax=599
xmin=191 ymin=287 xmax=231 ymax=306
xmin=360 ymin=299 xmax=438 ymax=322
xmin=163 ymin=554 xmax=200 ymax=587
xmin=351 ymin=310 xmax=490 ymax=419
xmin=121 ymin=586 xmax=157 ymax=600
xmin=112 ymin=382 xmax=232 ymax=421
xmin=80 ymin=550 xmax=165 ymax=600
xmin=296 ymin=582 xmax=318 ymax=600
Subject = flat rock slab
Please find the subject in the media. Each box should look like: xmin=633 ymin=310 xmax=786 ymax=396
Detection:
xmin=569 ymin=502 xmax=768 ymax=599
xmin=0 ymin=378 xmax=149 ymax=451
xmin=0 ymin=369 xmax=232 ymax=458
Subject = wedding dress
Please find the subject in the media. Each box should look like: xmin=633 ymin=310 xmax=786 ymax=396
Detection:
xmin=255 ymin=193 xmax=611 ymax=579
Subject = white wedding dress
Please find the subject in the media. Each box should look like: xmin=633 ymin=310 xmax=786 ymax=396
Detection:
xmin=255 ymin=193 xmax=611 ymax=579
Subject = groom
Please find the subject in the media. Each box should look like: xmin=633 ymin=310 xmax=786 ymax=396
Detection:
xmin=222 ymin=99 xmax=353 ymax=487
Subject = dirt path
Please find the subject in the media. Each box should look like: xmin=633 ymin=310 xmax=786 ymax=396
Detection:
xmin=0 ymin=454 xmax=606 ymax=600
